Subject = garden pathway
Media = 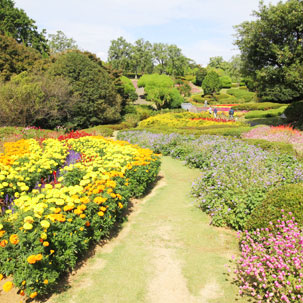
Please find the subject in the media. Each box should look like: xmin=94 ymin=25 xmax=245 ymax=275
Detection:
xmin=48 ymin=157 xmax=240 ymax=303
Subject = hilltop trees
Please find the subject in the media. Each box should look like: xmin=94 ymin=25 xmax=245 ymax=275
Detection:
xmin=0 ymin=0 xmax=48 ymax=54
xmin=235 ymin=0 xmax=303 ymax=102
xmin=48 ymin=30 xmax=78 ymax=54
xmin=108 ymin=37 xmax=191 ymax=77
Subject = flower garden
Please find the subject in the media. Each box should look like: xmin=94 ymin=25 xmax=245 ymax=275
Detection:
xmin=0 ymin=133 xmax=160 ymax=299
xmin=118 ymin=130 xmax=303 ymax=302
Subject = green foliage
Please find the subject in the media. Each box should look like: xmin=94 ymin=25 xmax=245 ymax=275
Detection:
xmin=244 ymin=106 xmax=287 ymax=119
xmin=202 ymin=71 xmax=221 ymax=95
xmin=0 ymin=0 xmax=49 ymax=54
xmin=285 ymin=100 xmax=303 ymax=128
xmin=234 ymin=0 xmax=303 ymax=102
xmin=121 ymin=76 xmax=138 ymax=102
xmin=192 ymin=94 xmax=204 ymax=103
xmin=48 ymin=30 xmax=78 ymax=54
xmin=0 ymin=34 xmax=42 ymax=81
xmin=49 ymin=51 xmax=122 ymax=128
xmin=138 ymin=74 xmax=173 ymax=89
xmin=245 ymin=184 xmax=303 ymax=230
xmin=227 ymin=88 xmax=256 ymax=103
xmin=219 ymin=76 xmax=232 ymax=88
xmin=232 ymin=102 xmax=287 ymax=111
xmin=0 ymin=71 xmax=76 ymax=128
xmin=195 ymin=68 xmax=207 ymax=86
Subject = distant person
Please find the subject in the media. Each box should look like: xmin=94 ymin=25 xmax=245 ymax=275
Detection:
xmin=213 ymin=107 xmax=218 ymax=118
xmin=208 ymin=107 xmax=213 ymax=115
xmin=204 ymin=100 xmax=208 ymax=107
xmin=229 ymin=108 xmax=234 ymax=119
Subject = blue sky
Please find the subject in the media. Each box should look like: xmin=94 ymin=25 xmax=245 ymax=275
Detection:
xmin=14 ymin=0 xmax=280 ymax=66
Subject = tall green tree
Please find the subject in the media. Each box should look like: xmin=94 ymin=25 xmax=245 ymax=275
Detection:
xmin=0 ymin=0 xmax=49 ymax=54
xmin=166 ymin=44 xmax=188 ymax=76
xmin=48 ymin=30 xmax=78 ymax=54
xmin=234 ymin=0 xmax=303 ymax=102
xmin=108 ymin=36 xmax=132 ymax=71
xmin=202 ymin=71 xmax=221 ymax=95
xmin=152 ymin=43 xmax=168 ymax=74
xmin=131 ymin=38 xmax=153 ymax=76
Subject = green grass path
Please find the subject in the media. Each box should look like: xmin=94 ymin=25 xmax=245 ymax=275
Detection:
xmin=50 ymin=157 xmax=240 ymax=303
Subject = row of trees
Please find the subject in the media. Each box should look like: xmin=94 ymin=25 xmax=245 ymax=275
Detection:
xmin=108 ymin=37 xmax=193 ymax=77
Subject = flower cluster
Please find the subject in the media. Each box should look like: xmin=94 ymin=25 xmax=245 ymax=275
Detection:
xmin=235 ymin=214 xmax=303 ymax=302
xmin=0 ymin=135 xmax=160 ymax=299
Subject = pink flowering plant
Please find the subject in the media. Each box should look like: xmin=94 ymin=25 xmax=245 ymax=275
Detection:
xmin=234 ymin=212 xmax=303 ymax=302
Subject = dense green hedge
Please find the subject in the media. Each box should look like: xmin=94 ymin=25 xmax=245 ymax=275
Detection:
xmin=232 ymin=102 xmax=287 ymax=111
xmin=245 ymin=184 xmax=303 ymax=230
xmin=244 ymin=106 xmax=287 ymax=119
xmin=227 ymin=88 xmax=256 ymax=103
xmin=285 ymin=100 xmax=303 ymax=128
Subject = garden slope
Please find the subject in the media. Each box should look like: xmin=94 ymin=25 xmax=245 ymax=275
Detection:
xmin=49 ymin=157 xmax=240 ymax=303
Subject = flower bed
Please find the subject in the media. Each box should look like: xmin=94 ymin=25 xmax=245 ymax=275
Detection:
xmin=0 ymin=135 xmax=160 ymax=299
xmin=138 ymin=112 xmax=246 ymax=129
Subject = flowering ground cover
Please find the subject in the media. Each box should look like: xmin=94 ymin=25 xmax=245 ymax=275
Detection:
xmin=0 ymin=134 xmax=160 ymax=300
xmin=138 ymin=112 xmax=246 ymax=129
xmin=242 ymin=125 xmax=303 ymax=154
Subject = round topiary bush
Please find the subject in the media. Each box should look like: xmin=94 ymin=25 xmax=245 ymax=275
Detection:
xmin=285 ymin=100 xmax=303 ymax=129
xmin=245 ymin=183 xmax=303 ymax=230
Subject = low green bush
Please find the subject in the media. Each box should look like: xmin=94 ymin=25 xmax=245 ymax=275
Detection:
xmin=192 ymin=94 xmax=204 ymax=103
xmin=232 ymin=102 xmax=287 ymax=111
xmin=231 ymin=83 xmax=239 ymax=88
xmin=245 ymin=184 xmax=303 ymax=230
xmin=219 ymin=76 xmax=232 ymax=88
xmin=121 ymin=76 xmax=138 ymax=101
xmin=244 ymin=106 xmax=287 ymax=119
xmin=227 ymin=88 xmax=256 ymax=103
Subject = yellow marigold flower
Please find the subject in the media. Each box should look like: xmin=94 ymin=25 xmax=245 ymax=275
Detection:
xmin=63 ymin=205 xmax=74 ymax=212
xmin=43 ymin=279 xmax=48 ymax=284
xmin=110 ymin=193 xmax=116 ymax=198
xmin=100 ymin=206 xmax=106 ymax=212
xmin=41 ymin=232 xmax=47 ymax=240
xmin=27 ymin=255 xmax=36 ymax=264
xmin=9 ymin=234 xmax=19 ymax=245
xmin=23 ymin=222 xmax=33 ymax=230
xmin=54 ymin=208 xmax=61 ymax=214
xmin=40 ymin=220 xmax=50 ymax=229
xmin=21 ymin=280 xmax=26 ymax=286
xmin=0 ymin=273 xmax=3 ymax=281
xmin=0 ymin=223 xmax=3 ymax=230
xmin=50 ymin=250 xmax=55 ymax=254
xmin=98 ymin=211 xmax=104 ymax=217
xmin=43 ymin=241 xmax=49 ymax=247
xmin=3 ymin=281 xmax=13 ymax=292
xmin=74 ymin=209 xmax=82 ymax=215
xmin=30 ymin=292 xmax=38 ymax=299
xmin=24 ymin=216 xmax=34 ymax=223
xmin=80 ymin=227 xmax=84 ymax=231
xmin=118 ymin=202 xmax=123 ymax=209
xmin=80 ymin=214 xmax=86 ymax=219
xmin=67 ymin=218 xmax=72 ymax=222
xmin=78 ymin=204 xmax=87 ymax=211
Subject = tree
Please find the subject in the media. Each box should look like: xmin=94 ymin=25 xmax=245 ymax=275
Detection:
xmin=0 ymin=34 xmax=42 ymax=81
xmin=208 ymin=56 xmax=229 ymax=71
xmin=0 ymin=0 xmax=49 ymax=54
xmin=195 ymin=67 xmax=207 ymax=86
xmin=202 ymin=71 xmax=221 ymax=95
xmin=48 ymin=30 xmax=78 ymax=54
xmin=108 ymin=37 xmax=132 ymax=71
xmin=234 ymin=0 xmax=303 ymax=102
xmin=49 ymin=51 xmax=122 ymax=128
xmin=152 ymin=43 xmax=168 ymax=74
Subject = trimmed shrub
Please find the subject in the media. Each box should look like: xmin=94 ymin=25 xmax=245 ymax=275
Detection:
xmin=202 ymin=71 xmax=221 ymax=95
xmin=192 ymin=94 xmax=204 ymax=103
xmin=245 ymin=184 xmax=303 ymax=230
xmin=244 ymin=106 xmax=287 ymax=119
xmin=121 ymin=76 xmax=138 ymax=101
xmin=219 ymin=76 xmax=232 ymax=88
xmin=285 ymin=100 xmax=303 ymax=128
xmin=232 ymin=102 xmax=287 ymax=111
xmin=227 ymin=88 xmax=256 ymax=103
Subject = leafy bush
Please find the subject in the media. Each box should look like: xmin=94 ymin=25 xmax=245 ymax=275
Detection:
xmin=245 ymin=184 xmax=303 ymax=230
xmin=49 ymin=51 xmax=122 ymax=129
xmin=232 ymin=102 xmax=287 ymax=111
xmin=219 ymin=76 xmax=232 ymax=88
xmin=192 ymin=94 xmax=204 ymax=103
xmin=138 ymin=74 xmax=173 ymax=89
xmin=202 ymin=71 xmax=221 ymax=95
xmin=0 ymin=71 xmax=76 ymax=128
xmin=227 ymin=88 xmax=256 ymax=103
xmin=285 ymin=100 xmax=303 ymax=128
xmin=195 ymin=68 xmax=207 ymax=86
xmin=121 ymin=76 xmax=138 ymax=101
xmin=244 ymin=106 xmax=287 ymax=119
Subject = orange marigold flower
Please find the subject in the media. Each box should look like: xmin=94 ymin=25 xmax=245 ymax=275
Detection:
xmin=0 ymin=230 xmax=6 ymax=238
xmin=20 ymin=290 xmax=25 ymax=296
xmin=118 ymin=202 xmax=123 ymax=209
xmin=0 ymin=239 xmax=8 ymax=247
xmin=30 ymin=292 xmax=38 ymax=299
xmin=35 ymin=254 xmax=43 ymax=261
xmin=43 ymin=241 xmax=49 ymax=247
xmin=63 ymin=205 xmax=74 ymax=212
xmin=78 ymin=204 xmax=87 ymax=211
xmin=85 ymin=221 xmax=90 ymax=227
xmin=43 ymin=279 xmax=48 ymax=284
xmin=3 ymin=281 xmax=13 ymax=292
xmin=9 ymin=234 xmax=19 ymax=245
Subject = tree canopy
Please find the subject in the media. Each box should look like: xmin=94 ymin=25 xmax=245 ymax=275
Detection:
xmin=234 ymin=0 xmax=303 ymax=102
xmin=48 ymin=30 xmax=78 ymax=54
xmin=0 ymin=0 xmax=49 ymax=54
